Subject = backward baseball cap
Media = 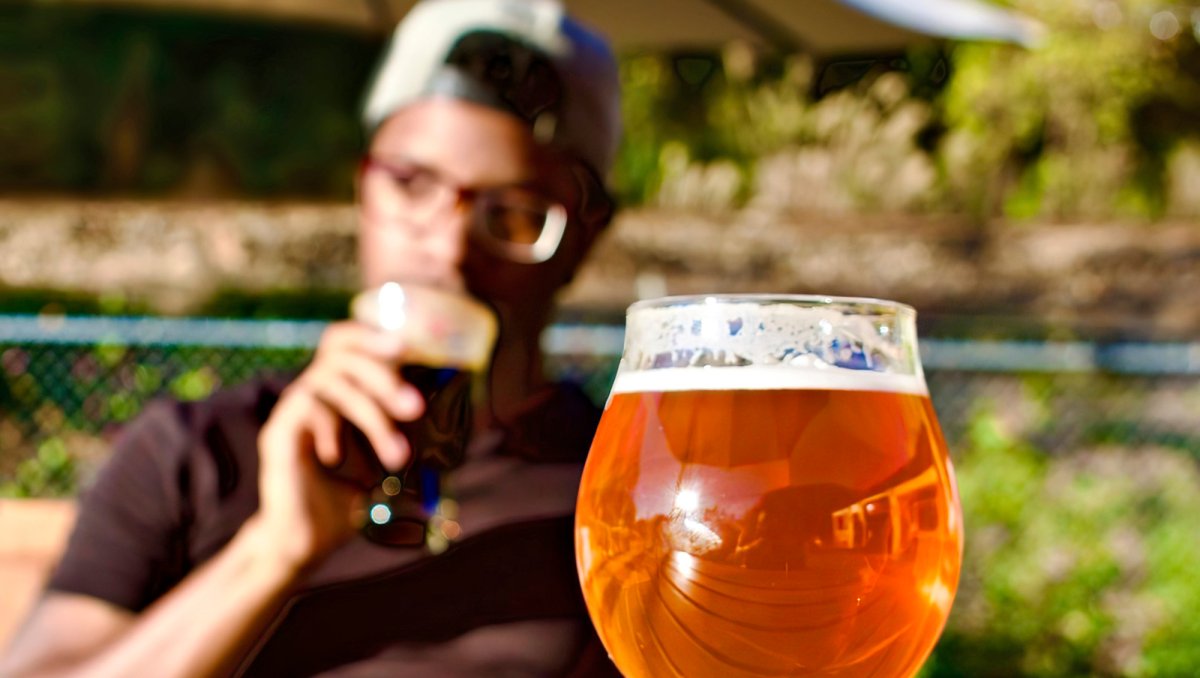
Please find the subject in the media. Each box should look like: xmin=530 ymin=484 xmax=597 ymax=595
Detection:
xmin=363 ymin=0 xmax=622 ymax=178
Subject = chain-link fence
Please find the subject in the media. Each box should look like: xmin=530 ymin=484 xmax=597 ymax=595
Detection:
xmin=0 ymin=317 xmax=324 ymax=495
xmin=3 ymin=315 xmax=1200 ymax=675
xmin=3 ymin=315 xmax=1198 ymax=495
xmin=0 ymin=319 xmax=1195 ymax=489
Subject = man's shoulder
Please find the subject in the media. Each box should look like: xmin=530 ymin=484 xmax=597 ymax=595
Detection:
xmin=160 ymin=375 xmax=292 ymax=497
xmin=110 ymin=376 xmax=288 ymax=468
xmin=104 ymin=376 xmax=291 ymax=555
xmin=181 ymin=375 xmax=291 ymax=430
xmin=49 ymin=376 xmax=293 ymax=610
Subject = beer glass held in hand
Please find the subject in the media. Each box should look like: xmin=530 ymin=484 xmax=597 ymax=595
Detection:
xmin=351 ymin=282 xmax=497 ymax=546
xmin=575 ymin=295 xmax=962 ymax=678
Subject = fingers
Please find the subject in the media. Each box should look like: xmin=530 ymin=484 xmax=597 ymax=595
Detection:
xmin=265 ymin=320 xmax=429 ymax=478
xmin=309 ymin=402 xmax=341 ymax=468
xmin=313 ymin=321 xmax=425 ymax=421
xmin=317 ymin=321 xmax=407 ymax=361
xmin=338 ymin=352 xmax=425 ymax=422
xmin=299 ymin=372 xmax=411 ymax=472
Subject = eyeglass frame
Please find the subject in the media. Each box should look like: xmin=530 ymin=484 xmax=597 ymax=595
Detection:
xmin=358 ymin=154 xmax=570 ymax=265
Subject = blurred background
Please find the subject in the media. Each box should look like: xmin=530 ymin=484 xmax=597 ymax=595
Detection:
xmin=2 ymin=0 xmax=1200 ymax=675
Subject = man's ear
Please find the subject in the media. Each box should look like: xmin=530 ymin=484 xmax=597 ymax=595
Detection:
xmin=571 ymin=162 xmax=617 ymax=237
xmin=548 ymin=179 xmax=611 ymax=291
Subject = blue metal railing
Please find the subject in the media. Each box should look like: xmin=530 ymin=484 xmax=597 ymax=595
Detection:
xmin=1 ymin=314 xmax=1198 ymax=376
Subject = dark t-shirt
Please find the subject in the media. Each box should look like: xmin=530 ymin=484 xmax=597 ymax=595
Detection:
xmin=48 ymin=377 xmax=618 ymax=677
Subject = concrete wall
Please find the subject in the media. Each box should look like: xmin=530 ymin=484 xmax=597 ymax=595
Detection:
xmin=1 ymin=199 xmax=1196 ymax=337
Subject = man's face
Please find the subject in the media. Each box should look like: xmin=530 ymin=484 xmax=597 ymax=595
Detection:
xmin=358 ymin=97 xmax=595 ymax=306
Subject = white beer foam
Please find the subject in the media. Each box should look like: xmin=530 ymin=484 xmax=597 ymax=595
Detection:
xmin=352 ymin=282 xmax=498 ymax=370
xmin=623 ymin=298 xmax=919 ymax=376
xmin=611 ymin=365 xmax=928 ymax=396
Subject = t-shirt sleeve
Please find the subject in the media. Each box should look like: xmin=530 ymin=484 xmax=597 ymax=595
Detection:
xmin=47 ymin=399 xmax=193 ymax=612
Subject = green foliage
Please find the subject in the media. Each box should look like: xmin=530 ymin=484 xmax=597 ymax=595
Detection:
xmin=0 ymin=437 xmax=76 ymax=498
xmin=169 ymin=366 xmax=219 ymax=401
xmin=198 ymin=288 xmax=353 ymax=320
xmin=0 ymin=288 xmax=151 ymax=318
xmin=0 ymin=4 xmax=379 ymax=197
xmin=1 ymin=341 xmax=318 ymax=501
xmin=133 ymin=364 xmax=163 ymax=393
xmin=95 ymin=341 xmax=128 ymax=368
xmin=107 ymin=391 xmax=141 ymax=422
xmin=708 ymin=51 xmax=818 ymax=160
xmin=8 ymin=2 xmax=1200 ymax=221
xmin=616 ymin=2 xmax=1200 ymax=220
xmin=938 ymin=0 xmax=1192 ymax=221
xmin=616 ymin=49 xmax=939 ymax=213
xmin=611 ymin=55 xmax=672 ymax=205
xmin=931 ymin=404 xmax=1200 ymax=676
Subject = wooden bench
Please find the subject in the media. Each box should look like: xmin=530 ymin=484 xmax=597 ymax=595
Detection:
xmin=0 ymin=499 xmax=76 ymax=653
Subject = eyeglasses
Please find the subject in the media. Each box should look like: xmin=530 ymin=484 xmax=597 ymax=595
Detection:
xmin=359 ymin=155 xmax=568 ymax=264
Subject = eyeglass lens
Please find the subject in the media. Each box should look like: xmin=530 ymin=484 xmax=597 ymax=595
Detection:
xmin=364 ymin=157 xmax=561 ymax=260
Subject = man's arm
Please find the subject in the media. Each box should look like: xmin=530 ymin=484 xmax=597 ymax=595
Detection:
xmin=0 ymin=594 xmax=131 ymax=677
xmin=0 ymin=518 xmax=292 ymax=677
xmin=0 ymin=323 xmax=423 ymax=678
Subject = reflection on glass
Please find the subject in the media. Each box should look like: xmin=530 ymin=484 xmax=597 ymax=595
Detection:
xmin=369 ymin=503 xmax=392 ymax=526
xmin=575 ymin=296 xmax=963 ymax=678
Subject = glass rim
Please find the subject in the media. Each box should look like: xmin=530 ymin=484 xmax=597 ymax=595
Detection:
xmin=617 ymin=292 xmax=925 ymax=386
xmin=627 ymin=293 xmax=916 ymax=317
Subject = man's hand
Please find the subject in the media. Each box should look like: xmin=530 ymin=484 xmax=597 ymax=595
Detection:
xmin=252 ymin=321 xmax=426 ymax=573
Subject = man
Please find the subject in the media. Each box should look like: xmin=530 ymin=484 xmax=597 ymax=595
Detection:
xmin=0 ymin=1 xmax=621 ymax=675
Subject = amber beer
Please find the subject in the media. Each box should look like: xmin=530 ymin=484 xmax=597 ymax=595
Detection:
xmin=575 ymin=297 xmax=962 ymax=678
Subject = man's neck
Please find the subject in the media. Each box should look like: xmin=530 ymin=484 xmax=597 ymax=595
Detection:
xmin=483 ymin=301 xmax=553 ymax=425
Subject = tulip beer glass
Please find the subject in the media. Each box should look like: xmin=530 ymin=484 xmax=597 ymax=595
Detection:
xmin=576 ymin=295 xmax=962 ymax=677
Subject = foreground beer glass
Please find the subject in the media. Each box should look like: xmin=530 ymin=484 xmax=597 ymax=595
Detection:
xmin=576 ymin=295 xmax=962 ymax=677
xmin=351 ymin=282 xmax=497 ymax=545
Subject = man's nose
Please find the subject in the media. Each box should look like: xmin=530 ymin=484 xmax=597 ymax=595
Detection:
xmin=417 ymin=191 xmax=472 ymax=266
